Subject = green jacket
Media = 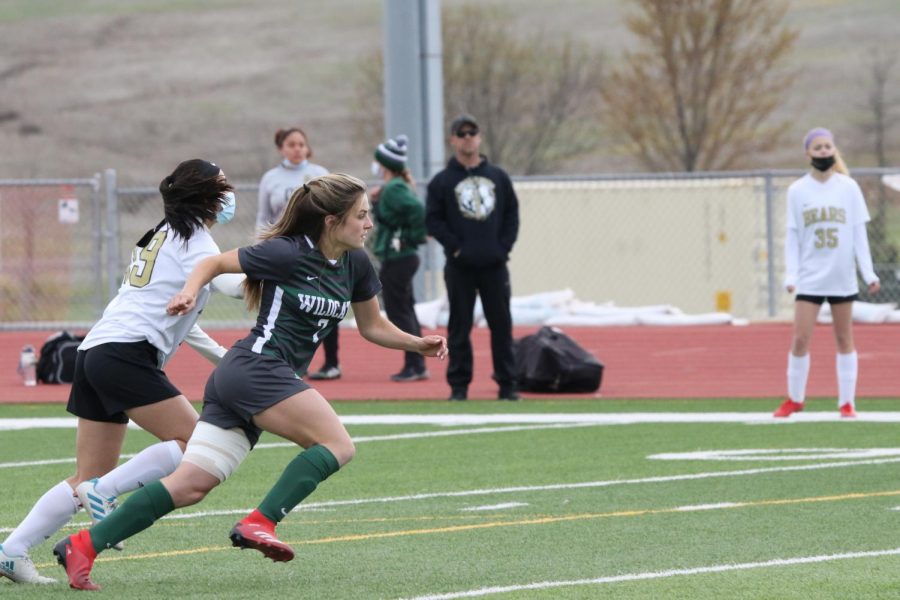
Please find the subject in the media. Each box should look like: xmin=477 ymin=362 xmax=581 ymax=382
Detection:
xmin=373 ymin=176 xmax=426 ymax=261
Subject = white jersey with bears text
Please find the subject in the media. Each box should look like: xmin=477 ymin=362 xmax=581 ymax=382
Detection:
xmin=785 ymin=172 xmax=871 ymax=296
xmin=79 ymin=224 xmax=220 ymax=367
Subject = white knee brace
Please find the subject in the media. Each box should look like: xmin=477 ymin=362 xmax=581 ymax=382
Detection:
xmin=182 ymin=421 xmax=251 ymax=483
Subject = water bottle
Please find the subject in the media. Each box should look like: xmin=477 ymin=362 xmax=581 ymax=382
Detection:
xmin=19 ymin=345 xmax=37 ymax=386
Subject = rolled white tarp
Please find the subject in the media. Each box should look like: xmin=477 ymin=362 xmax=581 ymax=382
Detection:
xmin=818 ymin=301 xmax=898 ymax=324
xmin=636 ymin=312 xmax=733 ymax=326
xmin=544 ymin=314 xmax=640 ymax=327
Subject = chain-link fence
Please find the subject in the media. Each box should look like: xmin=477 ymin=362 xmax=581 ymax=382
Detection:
xmin=0 ymin=177 xmax=104 ymax=329
xmin=2 ymin=168 xmax=899 ymax=330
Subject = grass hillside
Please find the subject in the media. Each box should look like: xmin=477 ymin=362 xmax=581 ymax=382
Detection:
xmin=2 ymin=0 xmax=900 ymax=184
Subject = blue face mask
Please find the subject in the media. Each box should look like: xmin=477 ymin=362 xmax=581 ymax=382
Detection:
xmin=217 ymin=191 xmax=236 ymax=224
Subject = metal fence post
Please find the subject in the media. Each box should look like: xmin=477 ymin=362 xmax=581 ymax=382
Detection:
xmin=764 ymin=171 xmax=776 ymax=318
xmin=104 ymin=169 xmax=119 ymax=303
xmin=91 ymin=173 xmax=104 ymax=318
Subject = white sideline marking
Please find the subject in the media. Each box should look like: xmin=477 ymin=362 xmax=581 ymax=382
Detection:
xmin=3 ymin=411 xmax=900 ymax=431
xmin=399 ymin=548 xmax=900 ymax=600
xmin=650 ymin=448 xmax=900 ymax=461
xmin=461 ymin=503 xmax=529 ymax=512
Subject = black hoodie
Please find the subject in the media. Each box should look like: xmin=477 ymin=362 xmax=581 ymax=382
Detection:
xmin=425 ymin=155 xmax=519 ymax=268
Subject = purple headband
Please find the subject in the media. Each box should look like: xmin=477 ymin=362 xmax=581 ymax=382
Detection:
xmin=803 ymin=127 xmax=834 ymax=151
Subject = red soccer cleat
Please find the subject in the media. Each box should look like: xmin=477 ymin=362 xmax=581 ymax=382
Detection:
xmin=229 ymin=516 xmax=295 ymax=562
xmin=53 ymin=530 xmax=100 ymax=591
xmin=773 ymin=399 xmax=804 ymax=418
xmin=839 ymin=404 xmax=858 ymax=418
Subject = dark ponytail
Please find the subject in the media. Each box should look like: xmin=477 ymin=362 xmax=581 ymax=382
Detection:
xmin=159 ymin=159 xmax=232 ymax=241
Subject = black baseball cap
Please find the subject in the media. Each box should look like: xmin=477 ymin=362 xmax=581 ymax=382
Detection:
xmin=449 ymin=113 xmax=479 ymax=136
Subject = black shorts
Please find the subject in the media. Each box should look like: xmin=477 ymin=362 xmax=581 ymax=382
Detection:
xmin=795 ymin=293 xmax=858 ymax=306
xmin=200 ymin=347 xmax=311 ymax=447
xmin=67 ymin=341 xmax=181 ymax=424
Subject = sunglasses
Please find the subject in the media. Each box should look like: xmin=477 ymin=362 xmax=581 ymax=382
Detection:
xmin=455 ymin=128 xmax=479 ymax=138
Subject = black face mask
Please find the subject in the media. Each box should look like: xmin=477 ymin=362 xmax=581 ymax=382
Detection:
xmin=811 ymin=155 xmax=836 ymax=172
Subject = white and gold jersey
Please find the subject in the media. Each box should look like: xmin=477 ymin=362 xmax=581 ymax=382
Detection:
xmin=80 ymin=224 xmax=220 ymax=366
xmin=785 ymin=173 xmax=871 ymax=296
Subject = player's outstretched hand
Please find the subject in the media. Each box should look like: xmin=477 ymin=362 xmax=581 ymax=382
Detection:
xmin=419 ymin=335 xmax=448 ymax=360
xmin=167 ymin=292 xmax=196 ymax=316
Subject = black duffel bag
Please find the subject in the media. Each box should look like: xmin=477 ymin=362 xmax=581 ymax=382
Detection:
xmin=514 ymin=326 xmax=603 ymax=393
xmin=36 ymin=330 xmax=85 ymax=384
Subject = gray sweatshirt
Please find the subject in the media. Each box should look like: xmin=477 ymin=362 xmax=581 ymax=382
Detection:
xmin=257 ymin=160 xmax=329 ymax=233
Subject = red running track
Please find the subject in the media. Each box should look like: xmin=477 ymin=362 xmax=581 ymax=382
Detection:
xmin=1 ymin=324 xmax=898 ymax=404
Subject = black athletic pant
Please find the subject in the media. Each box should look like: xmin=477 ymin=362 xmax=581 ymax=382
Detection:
xmin=444 ymin=260 xmax=515 ymax=391
xmin=321 ymin=328 xmax=339 ymax=368
xmin=380 ymin=254 xmax=425 ymax=372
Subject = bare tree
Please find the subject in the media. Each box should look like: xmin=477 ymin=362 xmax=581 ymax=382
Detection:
xmin=855 ymin=47 xmax=900 ymax=273
xmin=857 ymin=47 xmax=900 ymax=167
xmin=601 ymin=0 xmax=798 ymax=172
xmin=348 ymin=51 xmax=385 ymax=155
xmin=350 ymin=4 xmax=603 ymax=175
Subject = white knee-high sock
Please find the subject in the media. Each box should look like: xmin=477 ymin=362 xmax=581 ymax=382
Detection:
xmin=787 ymin=352 xmax=810 ymax=403
xmin=1 ymin=481 xmax=80 ymax=557
xmin=836 ymin=351 xmax=858 ymax=407
xmin=94 ymin=440 xmax=184 ymax=498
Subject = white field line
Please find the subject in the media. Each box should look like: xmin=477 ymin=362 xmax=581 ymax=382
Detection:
xmin=461 ymin=503 xmax=529 ymax=512
xmin=0 ymin=413 xmax=900 ymax=533
xmin=3 ymin=411 xmax=900 ymax=431
xmin=673 ymin=502 xmax=740 ymax=511
xmin=0 ymin=454 xmax=891 ymax=532
xmin=398 ymin=547 xmax=900 ymax=600
xmin=0 ymin=423 xmax=597 ymax=470
xmin=271 ymin=422 xmax=599 ymax=447
xmin=1 ymin=460 xmax=899 ymax=536
xmin=650 ymin=448 xmax=900 ymax=461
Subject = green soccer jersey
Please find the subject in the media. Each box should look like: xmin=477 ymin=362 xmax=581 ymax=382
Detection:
xmin=234 ymin=235 xmax=381 ymax=374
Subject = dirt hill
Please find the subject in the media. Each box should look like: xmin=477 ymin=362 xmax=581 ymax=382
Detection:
xmin=2 ymin=0 xmax=899 ymax=184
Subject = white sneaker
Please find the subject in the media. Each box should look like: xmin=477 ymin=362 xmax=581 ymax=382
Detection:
xmin=75 ymin=478 xmax=124 ymax=551
xmin=0 ymin=545 xmax=57 ymax=584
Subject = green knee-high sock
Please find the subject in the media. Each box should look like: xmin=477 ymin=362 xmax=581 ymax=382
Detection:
xmin=257 ymin=445 xmax=340 ymax=523
xmin=89 ymin=481 xmax=175 ymax=554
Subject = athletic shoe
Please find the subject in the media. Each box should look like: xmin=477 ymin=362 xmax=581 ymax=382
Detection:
xmin=76 ymin=478 xmax=124 ymax=551
xmin=773 ymin=399 xmax=803 ymax=418
xmin=0 ymin=545 xmax=56 ymax=584
xmin=498 ymin=388 xmax=520 ymax=401
xmin=448 ymin=388 xmax=467 ymax=401
xmin=839 ymin=404 xmax=858 ymax=418
xmin=390 ymin=367 xmax=429 ymax=382
xmin=229 ymin=520 xmax=295 ymax=562
xmin=53 ymin=531 xmax=100 ymax=591
xmin=308 ymin=365 xmax=341 ymax=380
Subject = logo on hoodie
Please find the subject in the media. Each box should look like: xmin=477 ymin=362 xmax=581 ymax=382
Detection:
xmin=455 ymin=177 xmax=496 ymax=221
